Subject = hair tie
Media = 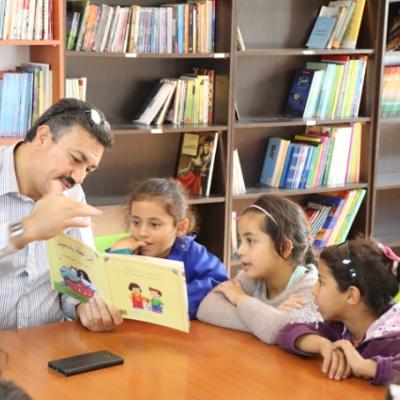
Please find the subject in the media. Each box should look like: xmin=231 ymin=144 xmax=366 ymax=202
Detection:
xmin=249 ymin=205 xmax=278 ymax=225
xmin=378 ymin=243 xmax=400 ymax=276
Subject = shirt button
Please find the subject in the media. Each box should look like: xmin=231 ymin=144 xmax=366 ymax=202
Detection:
xmin=180 ymin=243 xmax=186 ymax=249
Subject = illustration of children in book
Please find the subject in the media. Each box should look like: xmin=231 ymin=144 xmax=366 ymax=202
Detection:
xmin=177 ymin=135 xmax=216 ymax=196
xmin=148 ymin=287 xmax=164 ymax=313
xmin=128 ymin=282 xmax=148 ymax=309
xmin=59 ymin=265 xmax=96 ymax=299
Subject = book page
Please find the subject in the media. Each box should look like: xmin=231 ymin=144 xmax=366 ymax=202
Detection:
xmin=46 ymin=233 xmax=108 ymax=304
xmin=103 ymin=253 xmax=189 ymax=333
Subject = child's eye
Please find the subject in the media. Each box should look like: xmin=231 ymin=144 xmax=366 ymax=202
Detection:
xmin=131 ymin=218 xmax=140 ymax=226
xmin=150 ymin=222 xmax=161 ymax=229
xmin=246 ymin=238 xmax=255 ymax=245
xmin=71 ymin=155 xmax=82 ymax=164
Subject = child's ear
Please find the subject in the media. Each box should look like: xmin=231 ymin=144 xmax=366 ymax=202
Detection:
xmin=346 ymin=286 xmax=361 ymax=306
xmin=282 ymin=238 xmax=294 ymax=259
xmin=176 ymin=218 xmax=189 ymax=237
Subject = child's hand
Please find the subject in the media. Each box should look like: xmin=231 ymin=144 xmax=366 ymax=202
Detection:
xmin=320 ymin=340 xmax=352 ymax=381
xmin=277 ymin=293 xmax=306 ymax=311
xmin=214 ymin=279 xmax=248 ymax=306
xmin=333 ymin=340 xmax=377 ymax=379
xmin=110 ymin=236 xmax=146 ymax=254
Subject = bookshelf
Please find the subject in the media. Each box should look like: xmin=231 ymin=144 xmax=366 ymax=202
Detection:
xmin=372 ymin=0 xmax=400 ymax=248
xmin=65 ymin=0 xmax=233 ymax=261
xmin=0 ymin=0 xmax=64 ymax=144
xmin=3 ymin=1 xmax=392 ymax=273
xmin=59 ymin=0 xmax=390 ymax=274
xmin=229 ymin=0 xmax=379 ymax=273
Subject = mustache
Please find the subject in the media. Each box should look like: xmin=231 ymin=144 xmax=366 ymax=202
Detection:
xmin=60 ymin=176 xmax=76 ymax=188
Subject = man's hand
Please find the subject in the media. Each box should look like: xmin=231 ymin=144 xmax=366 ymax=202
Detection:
xmin=333 ymin=339 xmax=377 ymax=379
xmin=214 ymin=279 xmax=248 ymax=306
xmin=77 ymin=296 xmax=123 ymax=332
xmin=17 ymin=192 xmax=101 ymax=248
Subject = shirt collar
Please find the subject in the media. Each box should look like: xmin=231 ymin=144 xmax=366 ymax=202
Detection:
xmin=0 ymin=144 xmax=22 ymax=196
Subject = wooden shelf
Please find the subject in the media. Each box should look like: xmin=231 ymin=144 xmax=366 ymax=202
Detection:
xmin=374 ymin=234 xmax=400 ymax=248
xmin=0 ymin=40 xmax=61 ymax=46
xmin=234 ymin=116 xmax=371 ymax=129
xmin=375 ymin=172 xmax=400 ymax=190
xmin=233 ymin=183 xmax=369 ymax=201
xmin=66 ymin=51 xmax=230 ymax=59
xmin=88 ymin=195 xmax=226 ymax=207
xmin=236 ymin=49 xmax=374 ymax=57
xmin=112 ymin=124 xmax=228 ymax=135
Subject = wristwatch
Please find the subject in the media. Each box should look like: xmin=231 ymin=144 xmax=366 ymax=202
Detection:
xmin=9 ymin=221 xmax=24 ymax=240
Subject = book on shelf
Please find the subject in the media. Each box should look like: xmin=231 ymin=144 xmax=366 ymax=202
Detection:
xmin=176 ymin=132 xmax=219 ymax=196
xmin=308 ymin=189 xmax=365 ymax=249
xmin=231 ymin=211 xmax=239 ymax=257
xmin=284 ymin=69 xmax=316 ymax=118
xmin=0 ymin=0 xmax=53 ymax=40
xmin=46 ymin=233 xmax=189 ymax=333
xmin=340 ymin=0 xmax=366 ymax=49
xmin=66 ymin=77 xmax=87 ymax=101
xmin=134 ymin=69 xmax=214 ymax=126
xmin=387 ymin=3 xmax=400 ymax=51
xmin=232 ymin=148 xmax=246 ymax=195
xmin=285 ymin=56 xmax=367 ymax=119
xmin=133 ymin=79 xmax=177 ymax=125
xmin=259 ymin=137 xmax=290 ymax=188
xmin=237 ymin=26 xmax=246 ymax=51
xmin=67 ymin=0 xmax=215 ymax=54
xmin=306 ymin=8 xmax=338 ymax=49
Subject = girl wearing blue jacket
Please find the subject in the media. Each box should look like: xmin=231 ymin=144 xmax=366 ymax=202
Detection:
xmin=110 ymin=177 xmax=228 ymax=319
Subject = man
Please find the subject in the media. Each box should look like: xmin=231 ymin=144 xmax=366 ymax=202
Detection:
xmin=0 ymin=98 xmax=123 ymax=331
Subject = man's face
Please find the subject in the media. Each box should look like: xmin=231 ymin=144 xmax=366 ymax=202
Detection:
xmin=31 ymin=124 xmax=104 ymax=198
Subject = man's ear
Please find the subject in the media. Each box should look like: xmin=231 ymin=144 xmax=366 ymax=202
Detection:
xmin=33 ymin=125 xmax=52 ymax=148
xmin=346 ymin=286 xmax=361 ymax=306
xmin=282 ymin=238 xmax=294 ymax=259
xmin=176 ymin=218 xmax=190 ymax=237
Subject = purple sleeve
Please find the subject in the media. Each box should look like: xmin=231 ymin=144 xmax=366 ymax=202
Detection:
xmin=371 ymin=354 xmax=400 ymax=385
xmin=277 ymin=321 xmax=344 ymax=356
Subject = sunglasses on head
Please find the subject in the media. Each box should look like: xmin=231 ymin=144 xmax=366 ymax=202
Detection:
xmin=40 ymin=108 xmax=108 ymax=128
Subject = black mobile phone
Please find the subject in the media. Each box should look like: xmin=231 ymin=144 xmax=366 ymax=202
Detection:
xmin=48 ymin=350 xmax=124 ymax=377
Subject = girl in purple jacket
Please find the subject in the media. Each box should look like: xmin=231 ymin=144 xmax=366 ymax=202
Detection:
xmin=109 ymin=177 xmax=227 ymax=319
xmin=277 ymin=239 xmax=400 ymax=385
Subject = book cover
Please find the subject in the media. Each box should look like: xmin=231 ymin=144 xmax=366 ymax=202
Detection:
xmin=284 ymin=69 xmax=315 ymax=118
xmin=47 ymin=233 xmax=189 ymax=333
xmin=176 ymin=131 xmax=219 ymax=196
xmin=310 ymin=192 xmax=347 ymax=249
xmin=306 ymin=16 xmax=337 ymax=49
xmin=259 ymin=137 xmax=290 ymax=187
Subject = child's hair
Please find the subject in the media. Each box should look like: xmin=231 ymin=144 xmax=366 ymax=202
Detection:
xmin=125 ymin=178 xmax=197 ymax=234
xmin=320 ymin=239 xmax=400 ymax=316
xmin=128 ymin=282 xmax=141 ymax=291
xmin=243 ymin=196 xmax=316 ymax=265
xmin=149 ymin=287 xmax=162 ymax=296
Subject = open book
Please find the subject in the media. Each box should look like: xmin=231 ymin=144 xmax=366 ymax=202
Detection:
xmin=46 ymin=233 xmax=189 ymax=332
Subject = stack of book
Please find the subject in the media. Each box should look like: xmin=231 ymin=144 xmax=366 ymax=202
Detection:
xmin=232 ymin=148 xmax=246 ymax=195
xmin=259 ymin=123 xmax=362 ymax=189
xmin=284 ymin=55 xmax=367 ymax=120
xmin=133 ymin=69 xmax=214 ymax=126
xmin=66 ymin=77 xmax=87 ymax=101
xmin=0 ymin=0 xmax=53 ymax=40
xmin=305 ymin=189 xmax=366 ymax=249
xmin=0 ymin=62 xmax=52 ymax=136
xmin=380 ymin=66 xmax=400 ymax=118
xmin=305 ymin=0 xmax=365 ymax=50
xmin=67 ymin=0 xmax=216 ymax=54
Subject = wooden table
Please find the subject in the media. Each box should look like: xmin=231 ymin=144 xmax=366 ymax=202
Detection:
xmin=0 ymin=320 xmax=385 ymax=400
